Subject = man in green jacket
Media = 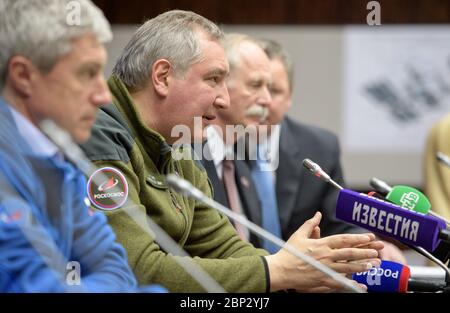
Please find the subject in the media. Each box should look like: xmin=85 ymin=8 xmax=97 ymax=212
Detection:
xmin=81 ymin=10 xmax=383 ymax=293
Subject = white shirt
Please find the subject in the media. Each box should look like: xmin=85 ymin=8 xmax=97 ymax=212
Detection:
xmin=206 ymin=124 xmax=282 ymax=180
xmin=205 ymin=126 xmax=236 ymax=180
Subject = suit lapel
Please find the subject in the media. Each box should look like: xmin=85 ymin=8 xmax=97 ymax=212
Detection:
xmin=203 ymin=142 xmax=262 ymax=247
xmin=235 ymin=160 xmax=262 ymax=227
xmin=201 ymin=143 xmax=229 ymax=207
xmin=276 ymin=118 xmax=306 ymax=236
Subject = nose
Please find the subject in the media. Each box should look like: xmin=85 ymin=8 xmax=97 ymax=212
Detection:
xmin=258 ymin=85 xmax=272 ymax=108
xmin=213 ymin=83 xmax=230 ymax=110
xmin=91 ymin=75 xmax=112 ymax=106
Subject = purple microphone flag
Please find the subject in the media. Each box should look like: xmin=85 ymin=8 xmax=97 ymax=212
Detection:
xmin=336 ymin=189 xmax=446 ymax=252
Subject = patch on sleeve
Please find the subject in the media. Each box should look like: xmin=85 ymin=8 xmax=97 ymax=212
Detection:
xmin=0 ymin=210 xmax=22 ymax=224
xmin=86 ymin=167 xmax=129 ymax=211
xmin=0 ymin=199 xmax=31 ymax=225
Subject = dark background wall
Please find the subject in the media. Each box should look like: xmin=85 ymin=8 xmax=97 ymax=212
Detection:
xmin=93 ymin=0 xmax=450 ymax=25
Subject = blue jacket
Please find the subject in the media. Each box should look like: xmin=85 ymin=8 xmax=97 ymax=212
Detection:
xmin=0 ymin=98 xmax=144 ymax=292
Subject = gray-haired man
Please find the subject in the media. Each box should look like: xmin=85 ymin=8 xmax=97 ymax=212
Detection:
xmin=258 ymin=38 xmax=407 ymax=264
xmin=0 ymin=0 xmax=162 ymax=292
xmin=81 ymin=10 xmax=384 ymax=292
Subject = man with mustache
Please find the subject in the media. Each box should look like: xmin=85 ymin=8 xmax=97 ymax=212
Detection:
xmin=255 ymin=38 xmax=406 ymax=263
xmin=81 ymin=12 xmax=384 ymax=292
xmin=201 ymin=33 xmax=272 ymax=248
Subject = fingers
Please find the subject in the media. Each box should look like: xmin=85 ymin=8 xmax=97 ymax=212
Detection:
xmin=331 ymin=247 xmax=380 ymax=262
xmin=364 ymin=233 xmax=376 ymax=241
xmin=336 ymin=282 xmax=368 ymax=293
xmin=311 ymin=277 xmax=367 ymax=293
xmin=354 ymin=241 xmax=385 ymax=251
xmin=348 ymin=258 xmax=382 ymax=267
xmin=311 ymin=226 xmax=321 ymax=239
xmin=378 ymin=242 xmax=407 ymax=264
xmin=357 ymin=283 xmax=368 ymax=293
xmin=296 ymin=212 xmax=322 ymax=238
xmin=331 ymin=259 xmax=381 ymax=275
xmin=304 ymin=286 xmax=334 ymax=293
xmin=322 ymin=233 xmax=375 ymax=249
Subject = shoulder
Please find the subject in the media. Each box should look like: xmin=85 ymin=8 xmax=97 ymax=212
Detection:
xmin=431 ymin=113 xmax=450 ymax=138
xmin=176 ymin=145 xmax=208 ymax=181
xmin=282 ymin=116 xmax=340 ymax=153
xmin=175 ymin=145 xmax=212 ymax=194
xmin=81 ymin=105 xmax=135 ymax=163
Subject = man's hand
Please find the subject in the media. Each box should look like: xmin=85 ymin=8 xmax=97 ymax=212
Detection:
xmin=379 ymin=241 xmax=407 ymax=264
xmin=265 ymin=212 xmax=384 ymax=292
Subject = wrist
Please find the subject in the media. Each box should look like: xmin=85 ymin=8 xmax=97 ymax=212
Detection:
xmin=264 ymin=254 xmax=287 ymax=292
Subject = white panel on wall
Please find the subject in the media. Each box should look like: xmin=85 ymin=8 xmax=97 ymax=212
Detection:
xmin=106 ymin=24 xmax=450 ymax=188
xmin=343 ymin=26 xmax=450 ymax=154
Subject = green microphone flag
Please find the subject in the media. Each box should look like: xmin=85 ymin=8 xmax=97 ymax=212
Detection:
xmin=386 ymin=186 xmax=431 ymax=214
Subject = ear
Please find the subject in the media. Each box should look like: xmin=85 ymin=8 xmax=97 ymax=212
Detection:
xmin=286 ymin=93 xmax=293 ymax=109
xmin=151 ymin=59 xmax=172 ymax=97
xmin=6 ymin=55 xmax=39 ymax=97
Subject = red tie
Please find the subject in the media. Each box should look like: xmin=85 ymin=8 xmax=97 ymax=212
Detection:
xmin=222 ymin=159 xmax=249 ymax=241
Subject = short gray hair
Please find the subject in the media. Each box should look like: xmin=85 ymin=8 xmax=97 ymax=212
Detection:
xmin=0 ymin=0 xmax=112 ymax=91
xmin=222 ymin=33 xmax=264 ymax=72
xmin=113 ymin=10 xmax=224 ymax=91
xmin=259 ymin=39 xmax=294 ymax=92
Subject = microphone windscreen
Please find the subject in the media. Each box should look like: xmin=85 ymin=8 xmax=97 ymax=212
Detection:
xmin=336 ymin=189 xmax=446 ymax=252
xmin=353 ymin=260 xmax=410 ymax=293
xmin=386 ymin=185 xmax=431 ymax=214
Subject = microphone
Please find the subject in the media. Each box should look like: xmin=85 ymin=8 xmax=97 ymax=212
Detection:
xmin=353 ymin=260 xmax=446 ymax=293
xmin=370 ymin=178 xmax=450 ymax=227
xmin=166 ymin=174 xmax=366 ymax=293
xmin=369 ymin=177 xmax=392 ymax=196
xmin=336 ymin=188 xmax=447 ymax=252
xmin=302 ymin=159 xmax=449 ymax=252
xmin=303 ymin=159 xmax=343 ymax=190
xmin=369 ymin=177 xmax=450 ymax=272
xmin=40 ymin=119 xmax=226 ymax=293
xmin=353 ymin=260 xmax=410 ymax=293
xmin=386 ymin=186 xmax=431 ymax=215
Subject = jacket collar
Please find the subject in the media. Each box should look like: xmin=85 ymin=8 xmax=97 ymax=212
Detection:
xmin=8 ymin=105 xmax=59 ymax=158
xmin=107 ymin=76 xmax=172 ymax=168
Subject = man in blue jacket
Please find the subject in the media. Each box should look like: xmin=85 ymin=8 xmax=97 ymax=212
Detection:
xmin=0 ymin=0 xmax=163 ymax=292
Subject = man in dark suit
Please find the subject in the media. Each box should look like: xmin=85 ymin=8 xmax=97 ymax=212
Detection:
xmin=276 ymin=116 xmax=352 ymax=238
xmin=260 ymin=39 xmax=406 ymax=262
xmin=201 ymin=140 xmax=263 ymax=247
xmin=200 ymin=33 xmax=272 ymax=248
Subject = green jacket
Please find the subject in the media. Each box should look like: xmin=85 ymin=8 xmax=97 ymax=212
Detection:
xmin=81 ymin=75 xmax=269 ymax=292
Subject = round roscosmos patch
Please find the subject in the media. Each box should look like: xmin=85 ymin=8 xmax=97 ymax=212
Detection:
xmin=87 ymin=167 xmax=128 ymax=210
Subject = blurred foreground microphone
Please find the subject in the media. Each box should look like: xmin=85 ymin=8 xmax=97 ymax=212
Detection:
xmin=303 ymin=159 xmax=449 ymax=252
xmin=166 ymin=174 xmax=365 ymax=293
xmin=353 ymin=260 xmax=446 ymax=293
xmin=40 ymin=119 xmax=225 ymax=293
